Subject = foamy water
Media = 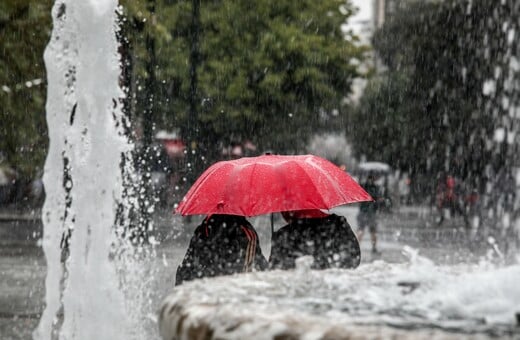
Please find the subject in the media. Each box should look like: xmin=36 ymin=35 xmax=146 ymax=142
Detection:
xmin=159 ymin=245 xmax=520 ymax=339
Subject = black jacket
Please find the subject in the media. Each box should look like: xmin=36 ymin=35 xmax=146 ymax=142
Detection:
xmin=175 ymin=214 xmax=268 ymax=285
xmin=360 ymin=181 xmax=380 ymax=215
xmin=269 ymin=214 xmax=360 ymax=270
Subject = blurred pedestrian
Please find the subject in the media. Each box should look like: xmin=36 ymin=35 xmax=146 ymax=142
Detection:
xmin=398 ymin=173 xmax=411 ymax=205
xmin=356 ymin=173 xmax=382 ymax=254
xmin=0 ymin=166 xmax=13 ymax=205
xmin=175 ymin=214 xmax=268 ymax=285
xmin=436 ymin=172 xmax=469 ymax=227
xmin=269 ymin=209 xmax=360 ymax=270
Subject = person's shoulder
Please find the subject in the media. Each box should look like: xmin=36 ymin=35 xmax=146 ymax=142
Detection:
xmin=277 ymin=223 xmax=293 ymax=231
xmin=191 ymin=221 xmax=212 ymax=240
xmin=272 ymin=224 xmax=292 ymax=237
xmin=193 ymin=221 xmax=207 ymax=234
xmin=327 ymin=214 xmax=350 ymax=228
xmin=327 ymin=213 xmax=346 ymax=222
xmin=239 ymin=220 xmax=259 ymax=236
xmin=238 ymin=217 xmax=254 ymax=228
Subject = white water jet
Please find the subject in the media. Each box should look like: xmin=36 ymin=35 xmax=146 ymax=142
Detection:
xmin=34 ymin=0 xmax=134 ymax=339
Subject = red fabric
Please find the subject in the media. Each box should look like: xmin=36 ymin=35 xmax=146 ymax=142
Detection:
xmin=176 ymin=154 xmax=373 ymax=217
xmin=445 ymin=176 xmax=455 ymax=201
xmin=162 ymin=139 xmax=185 ymax=158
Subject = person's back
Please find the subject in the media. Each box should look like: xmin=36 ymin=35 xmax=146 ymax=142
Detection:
xmin=176 ymin=214 xmax=268 ymax=285
xmin=270 ymin=212 xmax=360 ymax=270
xmin=357 ymin=175 xmax=382 ymax=253
xmin=359 ymin=179 xmax=380 ymax=215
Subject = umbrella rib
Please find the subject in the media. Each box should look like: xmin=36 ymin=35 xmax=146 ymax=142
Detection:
xmin=177 ymin=162 xmax=230 ymax=215
xmin=303 ymin=158 xmax=354 ymax=206
xmin=246 ymin=163 xmax=258 ymax=216
xmin=183 ymin=164 xmax=222 ymax=200
xmin=270 ymin=161 xmax=294 ymax=214
xmin=220 ymin=163 xmax=245 ymax=215
xmin=291 ymin=161 xmax=329 ymax=209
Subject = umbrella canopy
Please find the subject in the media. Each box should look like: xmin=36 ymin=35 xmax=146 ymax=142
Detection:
xmin=176 ymin=154 xmax=373 ymax=217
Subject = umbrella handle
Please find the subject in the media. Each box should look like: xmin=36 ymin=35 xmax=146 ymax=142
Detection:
xmin=270 ymin=213 xmax=274 ymax=238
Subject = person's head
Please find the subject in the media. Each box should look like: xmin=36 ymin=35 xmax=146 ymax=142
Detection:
xmin=281 ymin=209 xmax=329 ymax=223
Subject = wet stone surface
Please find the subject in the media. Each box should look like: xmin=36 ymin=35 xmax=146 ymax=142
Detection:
xmin=0 ymin=245 xmax=45 ymax=340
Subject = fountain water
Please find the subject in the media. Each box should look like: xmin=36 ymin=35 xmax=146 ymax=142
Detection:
xmin=33 ymin=0 xmax=139 ymax=338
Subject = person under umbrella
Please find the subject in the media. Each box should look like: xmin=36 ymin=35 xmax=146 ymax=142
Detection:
xmin=356 ymin=173 xmax=383 ymax=254
xmin=269 ymin=209 xmax=360 ymax=270
xmin=175 ymin=214 xmax=268 ymax=285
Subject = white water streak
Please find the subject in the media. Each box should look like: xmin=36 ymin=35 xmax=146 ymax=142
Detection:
xmin=34 ymin=0 xmax=132 ymax=339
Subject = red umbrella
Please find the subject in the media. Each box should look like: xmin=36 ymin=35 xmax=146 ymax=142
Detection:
xmin=175 ymin=154 xmax=373 ymax=217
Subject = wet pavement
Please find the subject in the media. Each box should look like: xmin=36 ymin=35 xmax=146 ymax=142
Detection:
xmin=0 ymin=205 xmax=507 ymax=339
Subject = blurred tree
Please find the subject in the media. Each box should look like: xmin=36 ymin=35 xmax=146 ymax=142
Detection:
xmin=0 ymin=0 xmax=52 ymax=180
xmin=120 ymin=0 xmax=368 ymax=167
xmin=349 ymin=71 xmax=418 ymax=170
xmin=350 ymin=0 xmax=513 ymax=197
xmin=1 ymin=0 xmax=367 ymax=196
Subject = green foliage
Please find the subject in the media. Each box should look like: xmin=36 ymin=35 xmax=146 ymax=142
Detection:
xmin=121 ymin=0 xmax=367 ymax=159
xmin=1 ymin=0 xmax=366 ymax=179
xmin=0 ymin=0 xmax=52 ymax=179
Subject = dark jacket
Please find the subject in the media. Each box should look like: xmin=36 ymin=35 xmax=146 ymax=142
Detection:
xmin=175 ymin=214 xmax=268 ymax=285
xmin=359 ymin=181 xmax=380 ymax=215
xmin=269 ymin=214 xmax=360 ymax=270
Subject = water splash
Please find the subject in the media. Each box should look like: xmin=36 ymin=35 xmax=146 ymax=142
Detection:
xmin=160 ymin=247 xmax=520 ymax=339
xmin=34 ymin=0 xmax=134 ymax=338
